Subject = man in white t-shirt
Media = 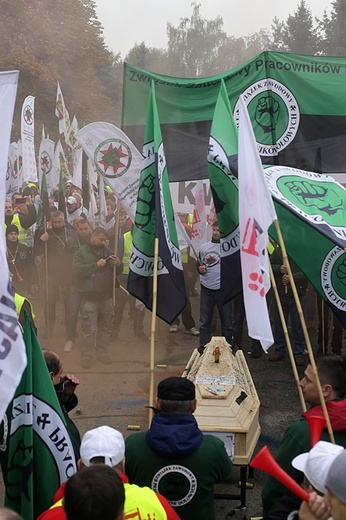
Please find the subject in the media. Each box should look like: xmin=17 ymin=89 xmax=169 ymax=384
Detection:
xmin=196 ymin=220 xmax=233 ymax=354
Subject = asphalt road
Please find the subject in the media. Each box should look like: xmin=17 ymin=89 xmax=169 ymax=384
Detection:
xmin=0 ymin=287 xmax=333 ymax=520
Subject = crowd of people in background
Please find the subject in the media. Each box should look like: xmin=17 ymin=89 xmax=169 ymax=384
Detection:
xmin=4 ymin=178 xmax=346 ymax=520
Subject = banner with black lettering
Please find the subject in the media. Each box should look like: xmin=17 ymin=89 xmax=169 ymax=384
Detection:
xmin=123 ymin=51 xmax=346 ymax=182
xmin=0 ymin=314 xmax=77 ymax=520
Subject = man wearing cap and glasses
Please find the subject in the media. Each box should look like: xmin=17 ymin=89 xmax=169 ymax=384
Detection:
xmin=125 ymin=377 xmax=233 ymax=520
xmin=37 ymin=425 xmax=179 ymax=520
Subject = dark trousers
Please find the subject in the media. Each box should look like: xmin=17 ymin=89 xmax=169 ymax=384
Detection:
xmin=199 ymin=285 xmax=233 ymax=348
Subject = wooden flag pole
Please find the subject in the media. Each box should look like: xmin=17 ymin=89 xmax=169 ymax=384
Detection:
xmin=269 ymin=262 xmax=306 ymax=412
xmin=44 ymin=216 xmax=50 ymax=338
xmin=274 ymin=219 xmax=335 ymax=443
xmin=148 ymin=237 xmax=159 ymax=426
xmin=112 ymin=202 xmax=120 ymax=307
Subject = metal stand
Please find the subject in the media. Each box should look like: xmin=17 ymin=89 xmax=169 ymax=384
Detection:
xmin=214 ymin=465 xmax=253 ymax=519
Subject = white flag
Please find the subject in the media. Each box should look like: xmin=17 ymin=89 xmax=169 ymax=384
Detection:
xmin=72 ymin=147 xmax=83 ymax=189
xmin=55 ymin=82 xmax=70 ymax=137
xmin=76 ymin=122 xmax=142 ymax=222
xmin=98 ymin=175 xmax=107 ymax=228
xmin=21 ymin=95 xmax=38 ymax=183
xmin=67 ymin=115 xmax=80 ymax=150
xmin=38 ymin=138 xmax=56 ymax=193
xmin=190 ymin=180 xmax=207 ymax=259
xmin=54 ymin=140 xmax=70 ymax=181
xmin=0 ymin=70 xmax=27 ymax=422
xmin=238 ymin=95 xmax=277 ymax=351
xmin=6 ymin=142 xmax=17 ymax=197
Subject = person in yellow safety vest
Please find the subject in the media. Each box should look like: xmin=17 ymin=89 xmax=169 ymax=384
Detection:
xmin=111 ymin=230 xmax=146 ymax=341
xmin=36 ymin=426 xmax=180 ymax=520
xmin=4 ymin=195 xmax=37 ymax=247
xmin=13 ymin=286 xmax=37 ymax=335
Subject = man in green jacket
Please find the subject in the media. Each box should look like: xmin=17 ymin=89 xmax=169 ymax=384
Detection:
xmin=125 ymin=377 xmax=232 ymax=520
xmin=73 ymin=227 xmax=122 ymax=369
xmin=262 ymin=355 xmax=346 ymax=516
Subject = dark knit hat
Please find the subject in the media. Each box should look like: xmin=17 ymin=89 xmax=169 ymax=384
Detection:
xmin=6 ymin=224 xmax=19 ymax=236
xmin=157 ymin=377 xmax=195 ymax=401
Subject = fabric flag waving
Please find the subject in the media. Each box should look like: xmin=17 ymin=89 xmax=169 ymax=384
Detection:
xmin=0 ymin=314 xmax=77 ymax=520
xmin=55 ymin=82 xmax=70 ymax=137
xmin=76 ymin=122 xmax=142 ymax=222
xmin=37 ymin=164 xmax=51 ymax=231
xmin=263 ymin=164 xmax=346 ymax=329
xmin=38 ymin=138 xmax=56 ymax=194
xmin=238 ymin=96 xmax=276 ymax=350
xmin=207 ymin=79 xmax=242 ymax=304
xmin=190 ymin=180 xmax=207 ymax=259
xmin=21 ymin=95 xmax=38 ymax=183
xmin=0 ymin=70 xmax=27 ymax=423
xmin=127 ymin=81 xmax=186 ymax=324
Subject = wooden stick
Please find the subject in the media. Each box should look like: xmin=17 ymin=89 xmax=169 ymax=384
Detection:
xmin=274 ymin=219 xmax=335 ymax=443
xmin=112 ymin=203 xmax=120 ymax=307
xmin=148 ymin=237 xmax=159 ymax=426
xmin=269 ymin=262 xmax=306 ymax=412
xmin=44 ymin=216 xmax=50 ymax=338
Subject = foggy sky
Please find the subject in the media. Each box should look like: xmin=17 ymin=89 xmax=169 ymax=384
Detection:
xmin=95 ymin=0 xmax=331 ymax=57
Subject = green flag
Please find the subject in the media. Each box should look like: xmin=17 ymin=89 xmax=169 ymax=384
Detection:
xmin=0 ymin=313 xmax=77 ymax=520
xmin=264 ymin=165 xmax=346 ymax=329
xmin=37 ymin=166 xmax=51 ymax=230
xmin=58 ymin=167 xmax=66 ymax=219
xmin=127 ymin=81 xmax=186 ymax=324
xmin=207 ymin=79 xmax=242 ymax=303
xmin=123 ymin=52 xmax=346 ymax=181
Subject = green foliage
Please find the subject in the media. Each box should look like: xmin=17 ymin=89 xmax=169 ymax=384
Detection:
xmin=270 ymin=1 xmax=320 ymax=54
xmin=317 ymin=0 xmax=346 ymax=55
xmin=0 ymin=0 xmax=120 ymax=143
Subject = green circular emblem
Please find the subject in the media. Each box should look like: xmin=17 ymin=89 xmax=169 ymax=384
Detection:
xmin=234 ymin=80 xmax=300 ymax=156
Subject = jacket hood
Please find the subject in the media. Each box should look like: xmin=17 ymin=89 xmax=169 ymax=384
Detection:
xmin=146 ymin=413 xmax=203 ymax=458
xmin=302 ymin=399 xmax=346 ymax=432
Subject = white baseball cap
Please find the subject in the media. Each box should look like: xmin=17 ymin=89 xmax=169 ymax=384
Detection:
xmin=80 ymin=426 xmax=125 ymax=467
xmin=67 ymin=196 xmax=77 ymax=205
xmin=292 ymin=440 xmax=344 ymax=493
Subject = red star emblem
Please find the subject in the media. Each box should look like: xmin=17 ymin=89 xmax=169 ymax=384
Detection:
xmin=99 ymin=143 xmax=128 ymax=174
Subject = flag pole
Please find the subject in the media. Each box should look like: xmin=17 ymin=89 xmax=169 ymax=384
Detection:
xmin=112 ymin=201 xmax=120 ymax=307
xmin=274 ymin=219 xmax=335 ymax=443
xmin=148 ymin=237 xmax=159 ymax=426
xmin=44 ymin=216 xmax=50 ymax=338
xmin=269 ymin=262 xmax=306 ymax=412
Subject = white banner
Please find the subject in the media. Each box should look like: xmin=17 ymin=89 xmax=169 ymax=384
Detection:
xmin=238 ymin=95 xmax=276 ymax=351
xmin=0 ymin=70 xmax=27 ymax=422
xmin=76 ymin=122 xmax=142 ymax=222
xmin=21 ymin=95 xmax=38 ymax=183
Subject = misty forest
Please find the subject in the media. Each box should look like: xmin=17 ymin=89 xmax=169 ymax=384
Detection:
xmin=2 ymin=0 xmax=346 ymax=141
